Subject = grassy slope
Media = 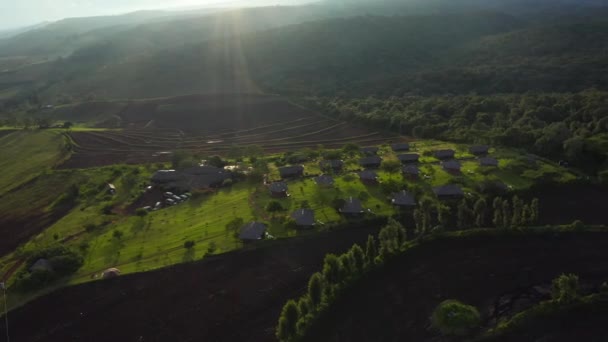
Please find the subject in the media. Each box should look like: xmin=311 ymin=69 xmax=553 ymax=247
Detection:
xmin=1 ymin=138 xmax=578 ymax=292
xmin=0 ymin=130 xmax=67 ymax=195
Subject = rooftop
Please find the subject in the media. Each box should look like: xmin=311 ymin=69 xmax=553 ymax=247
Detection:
xmin=392 ymin=191 xmax=416 ymax=207
xmin=340 ymin=197 xmax=364 ymax=214
xmin=398 ymin=154 xmax=420 ymax=163
xmin=314 ymin=175 xmax=334 ymax=186
xmin=291 ymin=209 xmax=315 ymax=226
xmin=391 ymin=143 xmax=410 ymax=151
xmin=433 ymin=184 xmax=464 ymax=197
xmin=239 ymin=222 xmax=267 ymax=240
xmin=359 ymin=156 xmax=382 ymax=167
xmin=269 ymin=182 xmax=288 ymax=193
xmin=359 ymin=170 xmax=379 ymax=180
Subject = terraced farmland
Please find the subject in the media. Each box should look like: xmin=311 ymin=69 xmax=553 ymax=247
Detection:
xmin=63 ymin=117 xmax=397 ymax=168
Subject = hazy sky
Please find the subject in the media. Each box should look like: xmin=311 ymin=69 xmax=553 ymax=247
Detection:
xmin=0 ymin=0 xmax=298 ymax=30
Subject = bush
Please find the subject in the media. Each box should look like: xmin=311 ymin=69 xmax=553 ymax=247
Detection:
xmin=551 ymin=274 xmax=579 ymax=304
xmin=332 ymin=198 xmax=346 ymax=210
xmin=276 ymin=300 xmax=300 ymax=341
xmin=431 ymin=300 xmax=481 ymax=336
xmin=266 ymin=201 xmax=285 ymax=212
xmin=135 ymin=208 xmax=148 ymax=217
xmin=184 ymin=240 xmax=196 ymax=249
xmin=570 ymin=220 xmax=586 ymax=231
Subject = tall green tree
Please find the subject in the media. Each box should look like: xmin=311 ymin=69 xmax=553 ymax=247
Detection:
xmin=349 ymin=244 xmax=366 ymax=274
xmin=322 ymin=254 xmax=342 ymax=285
xmin=457 ymin=200 xmax=472 ymax=230
xmin=492 ymin=197 xmax=503 ymax=228
xmin=276 ymin=300 xmax=300 ymax=341
xmin=307 ymin=272 xmax=324 ymax=308
xmin=512 ymin=196 xmax=523 ymax=226
xmin=502 ymin=200 xmax=511 ymax=228
xmin=365 ymin=235 xmax=377 ymax=266
xmin=531 ymin=198 xmax=540 ymax=224
xmin=473 ymin=198 xmax=487 ymax=227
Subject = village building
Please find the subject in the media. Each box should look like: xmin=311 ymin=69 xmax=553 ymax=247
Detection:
xmin=359 ymin=170 xmax=379 ymax=185
xmin=359 ymin=156 xmax=382 ymax=168
xmin=360 ymin=146 xmax=379 ymax=155
xmin=279 ymin=165 xmax=304 ymax=179
xmin=434 ymin=149 xmax=456 ymax=160
xmin=433 ymin=185 xmax=465 ymax=199
xmin=239 ymin=222 xmax=267 ymax=241
xmin=442 ymin=160 xmax=462 ymax=173
xmin=339 ymin=197 xmax=364 ymax=216
xmin=469 ymin=145 xmax=490 ymax=155
xmin=314 ymin=175 xmax=334 ymax=187
xmin=319 ymin=160 xmax=344 ymax=172
xmin=398 ymin=154 xmax=420 ymax=164
xmin=291 ymin=209 xmax=315 ymax=228
xmin=269 ymin=181 xmax=289 ymax=197
xmin=479 ymin=157 xmax=499 ymax=167
xmin=402 ymin=165 xmax=420 ymax=178
xmin=391 ymin=143 xmax=410 ymax=152
xmin=391 ymin=191 xmax=416 ymax=208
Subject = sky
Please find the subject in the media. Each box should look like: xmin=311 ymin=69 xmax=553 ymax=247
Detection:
xmin=0 ymin=0 xmax=300 ymax=30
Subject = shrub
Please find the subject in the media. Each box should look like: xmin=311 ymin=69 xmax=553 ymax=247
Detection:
xmin=222 ymin=178 xmax=233 ymax=187
xmin=570 ymin=220 xmax=585 ymax=231
xmin=431 ymin=300 xmax=481 ymax=336
xmin=359 ymin=191 xmax=370 ymax=201
xmin=184 ymin=240 xmax=196 ymax=249
xmin=276 ymin=300 xmax=300 ymax=341
xmin=101 ymin=204 xmax=114 ymax=215
xmin=332 ymin=198 xmax=346 ymax=210
xmin=135 ymin=208 xmax=148 ymax=217
xmin=307 ymin=273 xmax=325 ymax=308
xmin=551 ymin=274 xmax=579 ymax=304
xmin=266 ymin=201 xmax=284 ymax=212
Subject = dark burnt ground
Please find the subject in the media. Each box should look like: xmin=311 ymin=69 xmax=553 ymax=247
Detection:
xmin=0 ymin=225 xmax=380 ymax=342
xmin=530 ymin=184 xmax=608 ymax=225
xmin=304 ymin=232 xmax=608 ymax=342
xmin=480 ymin=296 xmax=608 ymax=342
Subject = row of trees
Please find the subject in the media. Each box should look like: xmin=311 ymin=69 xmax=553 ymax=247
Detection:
xmin=277 ymin=219 xmax=410 ymax=341
xmin=409 ymin=196 xmax=540 ymax=235
xmin=304 ymin=90 xmax=608 ymax=175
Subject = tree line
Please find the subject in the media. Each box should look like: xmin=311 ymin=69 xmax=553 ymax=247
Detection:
xmin=302 ymin=90 xmax=608 ymax=176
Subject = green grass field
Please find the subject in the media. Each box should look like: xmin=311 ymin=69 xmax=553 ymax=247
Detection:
xmin=0 ymin=134 xmax=580 ymax=297
xmin=0 ymin=130 xmax=68 ymax=195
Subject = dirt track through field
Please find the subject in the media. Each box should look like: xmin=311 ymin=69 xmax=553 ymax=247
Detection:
xmin=3 ymin=230 xmax=608 ymax=342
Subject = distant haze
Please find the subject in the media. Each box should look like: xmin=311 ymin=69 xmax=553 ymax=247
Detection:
xmin=0 ymin=0 xmax=312 ymax=30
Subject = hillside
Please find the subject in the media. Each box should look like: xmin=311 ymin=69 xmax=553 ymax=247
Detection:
xmin=2 ymin=11 xmax=608 ymax=106
xmin=3 ymin=230 xmax=608 ymax=341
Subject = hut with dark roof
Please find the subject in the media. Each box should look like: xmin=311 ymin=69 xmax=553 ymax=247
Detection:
xmin=314 ymin=175 xmax=334 ymax=187
xmin=279 ymin=165 xmax=304 ymax=179
xmin=433 ymin=185 xmax=464 ymax=199
xmin=269 ymin=181 xmax=289 ymax=197
xmin=391 ymin=143 xmax=410 ymax=152
xmin=479 ymin=157 xmax=499 ymax=167
xmin=360 ymin=146 xmax=379 ymax=155
xmin=434 ymin=149 xmax=456 ymax=160
xmin=398 ymin=154 xmax=420 ymax=164
xmin=239 ymin=222 xmax=267 ymax=241
xmin=339 ymin=197 xmax=364 ymax=216
xmin=469 ymin=145 xmax=490 ymax=155
xmin=442 ymin=160 xmax=462 ymax=173
xmin=391 ymin=191 xmax=416 ymax=208
xmin=291 ymin=209 xmax=315 ymax=228
xmin=359 ymin=170 xmax=379 ymax=185
xmin=402 ymin=165 xmax=420 ymax=178
xmin=320 ymin=160 xmax=344 ymax=172
xmin=359 ymin=156 xmax=382 ymax=168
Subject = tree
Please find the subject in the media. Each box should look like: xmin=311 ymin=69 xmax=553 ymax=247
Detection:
xmin=349 ymin=244 xmax=366 ymax=274
xmin=502 ymin=200 xmax=511 ymax=228
xmin=457 ymin=200 xmax=472 ymax=230
xmin=522 ymin=204 xmax=532 ymax=225
xmin=184 ymin=240 xmax=195 ymax=249
xmin=307 ymin=272 xmax=325 ymax=308
xmin=473 ymin=198 xmax=487 ymax=227
xmin=492 ymin=198 xmax=503 ymax=228
xmin=437 ymin=204 xmax=450 ymax=229
xmin=338 ymin=253 xmax=353 ymax=281
xmin=266 ymin=201 xmax=284 ymax=212
xmin=431 ymin=300 xmax=481 ymax=336
xmin=381 ymin=160 xmax=402 ymax=177
xmin=378 ymin=219 xmax=406 ymax=259
xmin=63 ymin=121 xmax=73 ymax=129
xmin=531 ymin=198 xmax=540 ymax=224
xmin=511 ymin=196 xmax=523 ymax=226
xmin=276 ymin=300 xmax=300 ymax=341
xmin=413 ymin=209 xmax=424 ymax=235
xmin=365 ymin=235 xmax=377 ymax=266
xmin=551 ymin=274 xmax=580 ymax=304
xmin=322 ymin=254 xmax=342 ymax=285
xmin=298 ymin=297 xmax=311 ymax=318
xmin=225 ymin=217 xmax=244 ymax=236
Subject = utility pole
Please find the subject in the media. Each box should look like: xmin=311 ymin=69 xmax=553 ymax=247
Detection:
xmin=0 ymin=282 xmax=8 ymax=342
